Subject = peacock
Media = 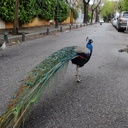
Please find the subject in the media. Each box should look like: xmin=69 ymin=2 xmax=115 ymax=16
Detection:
xmin=71 ymin=37 xmax=93 ymax=82
xmin=118 ymin=45 xmax=128 ymax=53
xmin=0 ymin=37 xmax=93 ymax=128
xmin=0 ymin=39 xmax=6 ymax=56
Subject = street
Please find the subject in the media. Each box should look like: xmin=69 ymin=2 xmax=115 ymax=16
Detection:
xmin=0 ymin=23 xmax=128 ymax=128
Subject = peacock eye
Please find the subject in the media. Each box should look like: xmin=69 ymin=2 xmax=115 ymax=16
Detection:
xmin=33 ymin=73 xmax=38 ymax=77
xmin=24 ymin=82 xmax=29 ymax=86
xmin=42 ymin=66 xmax=46 ymax=70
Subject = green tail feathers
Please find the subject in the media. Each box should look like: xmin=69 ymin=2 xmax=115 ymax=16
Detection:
xmin=0 ymin=46 xmax=77 ymax=128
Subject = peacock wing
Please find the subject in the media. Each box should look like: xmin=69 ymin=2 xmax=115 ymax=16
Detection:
xmin=74 ymin=46 xmax=90 ymax=54
xmin=0 ymin=46 xmax=77 ymax=128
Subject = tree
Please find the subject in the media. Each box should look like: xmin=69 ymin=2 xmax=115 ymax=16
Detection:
xmin=0 ymin=0 xmax=40 ymax=35
xmin=13 ymin=0 xmax=20 ymax=35
xmin=83 ymin=0 xmax=91 ymax=23
xmin=0 ymin=0 xmax=70 ymax=33
xmin=100 ymin=0 xmax=119 ymax=22
xmin=65 ymin=0 xmax=77 ymax=25
xmin=119 ymin=0 xmax=128 ymax=12
xmin=19 ymin=0 xmax=40 ymax=24
xmin=90 ymin=0 xmax=101 ymax=24
xmin=0 ymin=0 xmax=14 ymax=22
xmin=58 ymin=0 xmax=70 ymax=22
xmin=38 ymin=0 xmax=56 ymax=20
xmin=38 ymin=0 xmax=70 ymax=23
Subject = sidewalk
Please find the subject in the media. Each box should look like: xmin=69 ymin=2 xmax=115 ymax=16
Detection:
xmin=0 ymin=23 xmax=86 ymax=45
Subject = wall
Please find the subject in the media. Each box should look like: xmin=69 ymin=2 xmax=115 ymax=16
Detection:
xmin=22 ymin=18 xmax=50 ymax=27
xmin=0 ymin=19 xmax=5 ymax=29
xmin=5 ymin=22 xmax=13 ymax=29
xmin=0 ymin=16 xmax=75 ymax=29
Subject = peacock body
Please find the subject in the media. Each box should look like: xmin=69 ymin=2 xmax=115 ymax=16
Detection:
xmin=71 ymin=40 xmax=93 ymax=67
xmin=0 ymin=38 xmax=93 ymax=128
xmin=71 ymin=38 xmax=93 ymax=82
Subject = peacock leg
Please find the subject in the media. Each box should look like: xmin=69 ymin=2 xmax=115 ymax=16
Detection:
xmin=76 ymin=65 xmax=82 ymax=82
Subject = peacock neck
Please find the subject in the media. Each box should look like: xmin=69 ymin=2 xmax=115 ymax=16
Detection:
xmin=86 ymin=43 xmax=93 ymax=55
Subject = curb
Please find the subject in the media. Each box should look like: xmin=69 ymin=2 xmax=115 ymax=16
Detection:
xmin=1 ymin=24 xmax=87 ymax=46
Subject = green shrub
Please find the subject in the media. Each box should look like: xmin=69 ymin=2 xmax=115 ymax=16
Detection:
xmin=72 ymin=8 xmax=78 ymax=20
xmin=0 ymin=0 xmax=14 ymax=22
xmin=58 ymin=1 xmax=70 ymax=23
xmin=0 ymin=0 xmax=70 ymax=24
xmin=19 ymin=0 xmax=41 ymax=24
xmin=38 ymin=0 xmax=56 ymax=20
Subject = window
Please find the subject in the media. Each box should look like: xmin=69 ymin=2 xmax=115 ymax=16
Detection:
xmin=123 ymin=12 xmax=128 ymax=18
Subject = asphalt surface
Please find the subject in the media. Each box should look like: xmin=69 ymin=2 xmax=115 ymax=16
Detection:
xmin=0 ymin=23 xmax=128 ymax=128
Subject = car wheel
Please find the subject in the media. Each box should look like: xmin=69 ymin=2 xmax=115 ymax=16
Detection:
xmin=117 ymin=25 xmax=121 ymax=32
xmin=117 ymin=28 xmax=122 ymax=32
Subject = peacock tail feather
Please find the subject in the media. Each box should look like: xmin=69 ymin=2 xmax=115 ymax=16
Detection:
xmin=0 ymin=46 xmax=77 ymax=128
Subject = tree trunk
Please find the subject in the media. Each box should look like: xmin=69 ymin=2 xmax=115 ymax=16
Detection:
xmin=83 ymin=0 xmax=90 ymax=23
xmin=83 ymin=0 xmax=87 ymax=23
xmin=95 ymin=9 xmax=99 ymax=22
xmin=90 ymin=0 xmax=101 ymax=24
xmin=13 ymin=0 xmax=20 ymax=35
xmin=86 ymin=4 xmax=89 ymax=22
xmin=55 ymin=0 xmax=59 ymax=28
xmin=91 ymin=10 xmax=94 ymax=24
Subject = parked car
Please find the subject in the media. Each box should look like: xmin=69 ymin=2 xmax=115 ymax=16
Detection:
xmin=112 ymin=12 xmax=119 ymax=28
xmin=112 ymin=17 xmax=118 ymax=28
xmin=99 ymin=19 xmax=104 ymax=23
xmin=99 ymin=19 xmax=104 ymax=25
xmin=117 ymin=11 xmax=128 ymax=32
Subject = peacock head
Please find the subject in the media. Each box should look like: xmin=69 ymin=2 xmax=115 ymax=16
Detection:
xmin=86 ymin=37 xmax=93 ymax=44
xmin=86 ymin=38 xmax=93 ymax=52
xmin=88 ymin=39 xmax=93 ymax=44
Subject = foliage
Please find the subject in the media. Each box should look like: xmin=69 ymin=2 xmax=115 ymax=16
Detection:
xmin=88 ymin=12 xmax=91 ymax=21
xmin=0 ymin=0 xmax=70 ymax=24
xmin=19 ymin=0 xmax=41 ymax=24
xmin=100 ymin=0 xmax=118 ymax=21
xmin=38 ymin=0 xmax=70 ymax=22
xmin=100 ymin=0 xmax=128 ymax=21
xmin=76 ymin=2 xmax=84 ymax=13
xmin=0 ymin=0 xmax=41 ymax=23
xmin=72 ymin=8 xmax=78 ymax=19
xmin=57 ymin=0 xmax=70 ymax=23
xmin=0 ymin=0 xmax=14 ymax=22
xmin=38 ymin=0 xmax=56 ymax=20
xmin=119 ymin=0 xmax=128 ymax=12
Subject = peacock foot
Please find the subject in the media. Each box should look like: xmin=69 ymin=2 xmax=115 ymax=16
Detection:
xmin=76 ymin=75 xmax=82 ymax=83
xmin=76 ymin=79 xmax=82 ymax=83
xmin=75 ymin=74 xmax=81 ymax=76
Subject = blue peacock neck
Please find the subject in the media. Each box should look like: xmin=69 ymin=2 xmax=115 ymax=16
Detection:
xmin=86 ymin=43 xmax=93 ymax=55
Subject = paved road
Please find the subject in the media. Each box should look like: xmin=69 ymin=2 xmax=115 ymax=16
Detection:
xmin=0 ymin=23 xmax=128 ymax=128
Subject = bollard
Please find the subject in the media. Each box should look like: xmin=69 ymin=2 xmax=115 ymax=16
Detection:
xmin=76 ymin=25 xmax=78 ymax=29
xmin=22 ymin=32 xmax=25 ymax=41
xmin=46 ymin=28 xmax=49 ymax=35
xmin=126 ymin=20 xmax=128 ymax=32
xmin=69 ymin=25 xmax=71 ymax=30
xmin=4 ymin=33 xmax=8 ymax=43
xmin=60 ymin=27 xmax=62 ymax=32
